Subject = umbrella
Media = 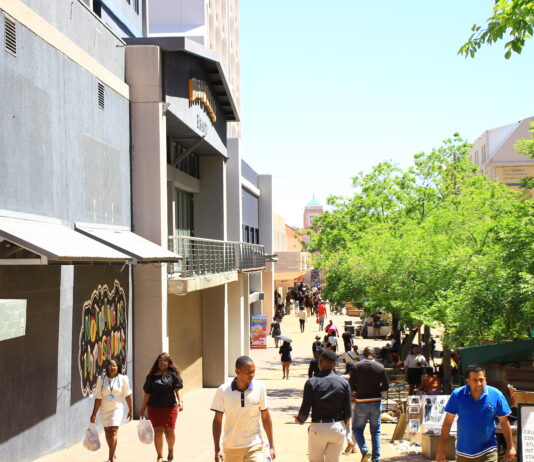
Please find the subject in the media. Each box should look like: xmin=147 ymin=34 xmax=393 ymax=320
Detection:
xmin=275 ymin=335 xmax=292 ymax=343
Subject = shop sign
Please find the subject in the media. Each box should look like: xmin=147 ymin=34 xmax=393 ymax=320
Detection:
xmin=250 ymin=315 xmax=268 ymax=349
xmin=189 ymin=78 xmax=217 ymax=122
xmin=519 ymin=404 xmax=534 ymax=462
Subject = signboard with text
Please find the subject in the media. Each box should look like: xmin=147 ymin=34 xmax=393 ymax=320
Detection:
xmin=519 ymin=404 xmax=534 ymax=462
xmin=250 ymin=315 xmax=268 ymax=349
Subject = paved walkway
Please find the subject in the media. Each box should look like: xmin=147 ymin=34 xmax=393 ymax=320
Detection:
xmin=37 ymin=310 xmax=426 ymax=462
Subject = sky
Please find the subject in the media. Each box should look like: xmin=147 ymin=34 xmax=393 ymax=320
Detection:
xmin=238 ymin=0 xmax=534 ymax=228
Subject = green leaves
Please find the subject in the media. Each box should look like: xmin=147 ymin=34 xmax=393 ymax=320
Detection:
xmin=308 ymin=135 xmax=534 ymax=349
xmin=460 ymin=0 xmax=534 ymax=59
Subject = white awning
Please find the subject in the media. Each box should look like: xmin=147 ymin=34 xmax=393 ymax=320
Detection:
xmin=0 ymin=216 xmax=131 ymax=263
xmin=75 ymin=224 xmax=181 ymax=262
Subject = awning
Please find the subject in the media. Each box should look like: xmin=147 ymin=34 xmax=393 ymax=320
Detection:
xmin=0 ymin=216 xmax=131 ymax=263
xmin=75 ymin=224 xmax=181 ymax=263
xmin=274 ymin=271 xmax=308 ymax=281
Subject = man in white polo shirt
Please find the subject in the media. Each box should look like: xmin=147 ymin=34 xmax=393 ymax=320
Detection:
xmin=211 ymin=356 xmax=276 ymax=462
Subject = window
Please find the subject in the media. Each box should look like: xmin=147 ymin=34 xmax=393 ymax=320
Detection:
xmin=168 ymin=138 xmax=200 ymax=179
xmin=97 ymin=82 xmax=105 ymax=110
xmin=4 ymin=16 xmax=16 ymax=56
xmin=175 ymin=189 xmax=194 ymax=237
xmin=134 ymin=0 xmax=139 ymax=14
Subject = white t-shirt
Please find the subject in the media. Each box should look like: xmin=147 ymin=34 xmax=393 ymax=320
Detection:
xmin=404 ymin=353 xmax=426 ymax=369
xmin=211 ymin=379 xmax=269 ymax=449
xmin=298 ymin=310 xmax=307 ymax=320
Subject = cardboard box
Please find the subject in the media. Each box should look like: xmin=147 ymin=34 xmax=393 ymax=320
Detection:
xmin=421 ymin=433 xmax=455 ymax=460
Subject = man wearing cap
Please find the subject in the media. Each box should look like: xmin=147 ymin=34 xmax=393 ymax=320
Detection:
xmin=436 ymin=364 xmax=515 ymax=462
xmin=295 ymin=350 xmax=352 ymax=462
xmin=312 ymin=335 xmax=324 ymax=359
xmin=212 ymin=356 xmax=276 ymax=462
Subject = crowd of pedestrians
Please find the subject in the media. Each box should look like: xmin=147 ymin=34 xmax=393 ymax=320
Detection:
xmin=86 ymin=282 xmax=516 ymax=462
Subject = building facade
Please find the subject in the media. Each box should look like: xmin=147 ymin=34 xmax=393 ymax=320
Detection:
xmin=470 ymin=116 xmax=534 ymax=197
xmin=0 ymin=2 xmax=174 ymax=461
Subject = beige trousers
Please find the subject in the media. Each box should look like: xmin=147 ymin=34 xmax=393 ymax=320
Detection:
xmin=224 ymin=443 xmax=264 ymax=462
xmin=308 ymin=422 xmax=345 ymax=462
xmin=457 ymin=450 xmax=498 ymax=462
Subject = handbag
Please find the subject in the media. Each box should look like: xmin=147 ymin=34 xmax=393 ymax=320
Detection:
xmin=83 ymin=423 xmax=101 ymax=451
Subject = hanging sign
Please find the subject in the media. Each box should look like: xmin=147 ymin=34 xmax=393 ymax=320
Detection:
xmin=250 ymin=315 xmax=268 ymax=349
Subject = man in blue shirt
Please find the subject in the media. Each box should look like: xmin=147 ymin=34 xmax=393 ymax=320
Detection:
xmin=436 ymin=364 xmax=515 ymax=462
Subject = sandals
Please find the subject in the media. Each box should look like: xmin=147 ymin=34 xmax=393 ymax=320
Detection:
xmin=167 ymin=454 xmax=174 ymax=462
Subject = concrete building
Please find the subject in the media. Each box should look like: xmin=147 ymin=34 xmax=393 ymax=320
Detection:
xmin=124 ymin=36 xmax=273 ymax=402
xmin=471 ymin=116 xmax=534 ymax=197
xmin=0 ymin=2 xmax=176 ymax=461
xmin=144 ymin=0 xmax=241 ymax=138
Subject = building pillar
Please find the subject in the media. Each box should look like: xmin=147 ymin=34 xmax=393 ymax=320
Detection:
xmin=243 ymin=275 xmax=250 ymax=356
xmin=227 ymin=276 xmax=244 ymax=373
xmin=202 ymin=284 xmax=228 ymax=386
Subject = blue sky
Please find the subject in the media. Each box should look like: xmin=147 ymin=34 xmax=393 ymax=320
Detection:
xmin=239 ymin=1 xmax=534 ymax=227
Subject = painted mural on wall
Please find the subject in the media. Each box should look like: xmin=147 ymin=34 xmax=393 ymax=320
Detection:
xmin=78 ymin=280 xmax=127 ymax=397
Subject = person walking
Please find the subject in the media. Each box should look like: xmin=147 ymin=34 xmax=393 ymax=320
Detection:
xmin=436 ymin=364 xmax=515 ymax=462
xmin=341 ymin=327 xmax=353 ymax=353
xmin=404 ymin=344 xmax=427 ymax=394
xmin=312 ymin=335 xmax=324 ymax=359
xmin=139 ymin=353 xmax=184 ymax=462
xmin=294 ymin=350 xmax=352 ymax=462
xmin=279 ymin=341 xmax=293 ymax=379
xmin=349 ymin=347 xmax=389 ymax=462
xmin=325 ymin=320 xmax=339 ymax=337
xmin=212 ymin=356 xmax=275 ymax=462
xmin=316 ymin=300 xmax=327 ymax=331
xmin=90 ymin=359 xmax=133 ymax=462
xmin=298 ymin=308 xmax=307 ymax=333
xmin=270 ymin=316 xmax=281 ymax=348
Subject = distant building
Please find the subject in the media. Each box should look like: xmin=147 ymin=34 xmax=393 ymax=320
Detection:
xmin=470 ymin=116 xmax=534 ymax=197
xmin=303 ymin=195 xmax=324 ymax=229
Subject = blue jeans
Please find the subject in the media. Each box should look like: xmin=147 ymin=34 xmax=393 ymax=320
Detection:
xmin=352 ymin=400 xmax=381 ymax=462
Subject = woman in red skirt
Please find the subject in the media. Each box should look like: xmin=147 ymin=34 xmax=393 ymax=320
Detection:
xmin=139 ymin=353 xmax=184 ymax=462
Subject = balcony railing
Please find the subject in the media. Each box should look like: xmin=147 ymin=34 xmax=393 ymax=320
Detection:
xmin=168 ymin=236 xmax=266 ymax=278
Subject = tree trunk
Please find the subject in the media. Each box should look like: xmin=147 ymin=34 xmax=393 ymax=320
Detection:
xmin=423 ymin=325 xmax=431 ymax=361
xmin=442 ymin=346 xmax=452 ymax=394
xmin=400 ymin=328 xmax=418 ymax=361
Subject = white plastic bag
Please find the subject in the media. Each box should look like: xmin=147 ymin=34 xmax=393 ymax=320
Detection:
xmin=83 ymin=423 xmax=101 ymax=451
xmin=137 ymin=417 xmax=154 ymax=444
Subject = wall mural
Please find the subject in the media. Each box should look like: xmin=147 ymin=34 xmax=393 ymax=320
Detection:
xmin=78 ymin=280 xmax=127 ymax=397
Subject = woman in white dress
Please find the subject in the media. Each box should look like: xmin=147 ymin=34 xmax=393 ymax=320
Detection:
xmin=90 ymin=359 xmax=133 ymax=462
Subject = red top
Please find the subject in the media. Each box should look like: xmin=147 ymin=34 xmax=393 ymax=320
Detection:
xmin=317 ymin=304 xmax=327 ymax=317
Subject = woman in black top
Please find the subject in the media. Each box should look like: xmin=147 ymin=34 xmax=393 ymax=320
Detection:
xmin=279 ymin=341 xmax=293 ymax=379
xmin=270 ymin=316 xmax=281 ymax=347
xmin=139 ymin=353 xmax=183 ymax=462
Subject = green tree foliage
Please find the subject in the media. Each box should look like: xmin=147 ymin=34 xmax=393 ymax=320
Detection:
xmin=459 ymin=0 xmax=534 ymax=59
xmin=514 ymin=121 xmax=534 ymax=188
xmin=307 ymin=135 xmax=534 ymax=349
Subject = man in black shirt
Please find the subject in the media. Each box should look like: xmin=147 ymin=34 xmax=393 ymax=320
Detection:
xmin=308 ymin=358 xmax=320 ymax=378
xmin=312 ymin=335 xmax=323 ymax=359
xmin=341 ymin=327 xmax=354 ymax=353
xmin=295 ymin=350 xmax=352 ymax=462
xmin=349 ymin=347 xmax=388 ymax=462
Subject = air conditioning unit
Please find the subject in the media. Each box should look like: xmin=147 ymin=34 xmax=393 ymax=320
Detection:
xmin=258 ymin=292 xmax=265 ymax=300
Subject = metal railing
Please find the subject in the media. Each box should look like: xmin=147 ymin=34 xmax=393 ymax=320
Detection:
xmin=168 ymin=236 xmax=266 ymax=278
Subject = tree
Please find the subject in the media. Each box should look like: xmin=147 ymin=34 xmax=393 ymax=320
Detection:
xmin=307 ymin=135 xmax=534 ymax=352
xmin=459 ymin=0 xmax=534 ymax=59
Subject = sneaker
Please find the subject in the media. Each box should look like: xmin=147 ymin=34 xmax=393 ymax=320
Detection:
xmin=360 ymin=452 xmax=371 ymax=462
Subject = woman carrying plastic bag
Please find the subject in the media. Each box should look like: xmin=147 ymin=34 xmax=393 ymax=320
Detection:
xmin=89 ymin=359 xmax=133 ymax=462
xmin=83 ymin=423 xmax=101 ymax=451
